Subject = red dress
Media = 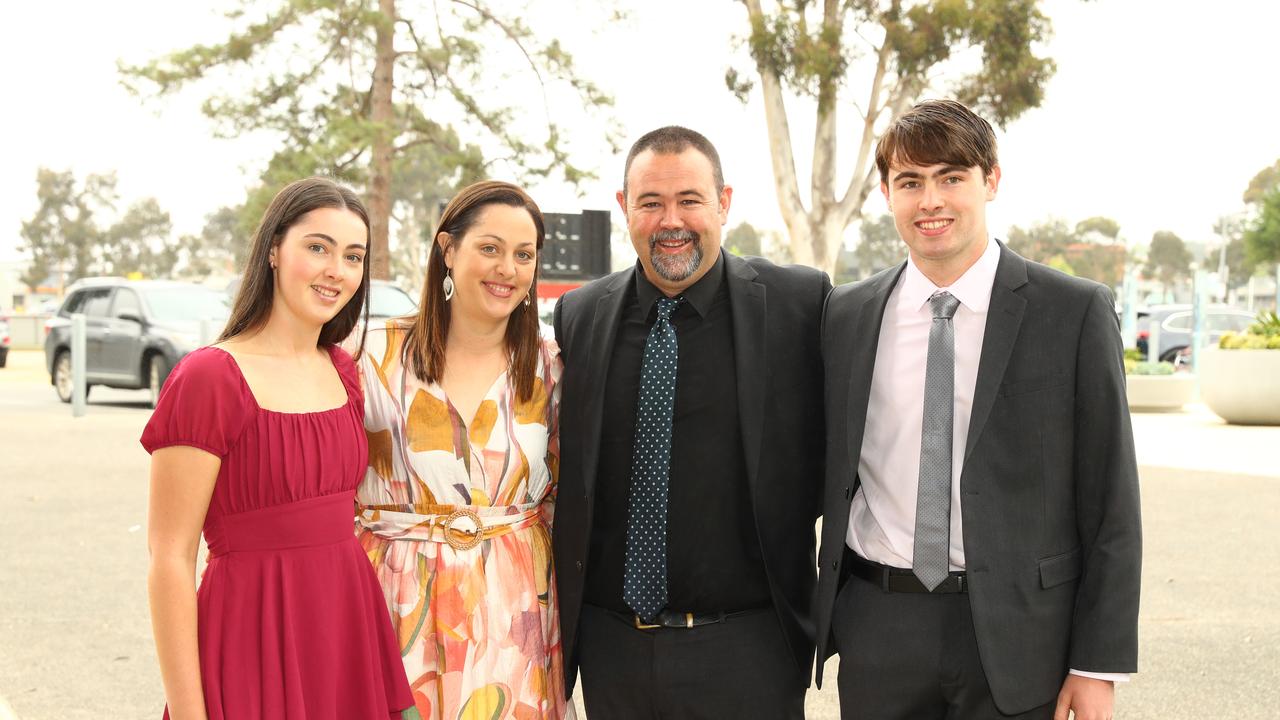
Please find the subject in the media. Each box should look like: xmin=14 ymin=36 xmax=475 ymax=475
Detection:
xmin=141 ymin=345 xmax=414 ymax=720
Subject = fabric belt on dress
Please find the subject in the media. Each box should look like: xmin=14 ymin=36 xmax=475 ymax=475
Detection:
xmin=844 ymin=546 xmax=968 ymax=594
xmin=204 ymin=491 xmax=356 ymax=557
xmin=356 ymin=502 xmax=541 ymax=550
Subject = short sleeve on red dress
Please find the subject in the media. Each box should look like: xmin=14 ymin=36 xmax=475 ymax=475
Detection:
xmin=140 ymin=347 xmax=251 ymax=458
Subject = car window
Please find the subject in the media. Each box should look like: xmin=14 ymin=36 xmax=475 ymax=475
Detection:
xmin=111 ymin=289 xmax=143 ymax=319
xmin=139 ymin=286 xmax=229 ymax=323
xmin=1208 ymin=313 xmax=1255 ymax=332
xmin=60 ymin=290 xmax=89 ymax=316
xmin=1162 ymin=312 xmax=1192 ymax=332
xmin=369 ymin=284 xmax=418 ymax=318
xmin=81 ymin=289 xmax=113 ymax=318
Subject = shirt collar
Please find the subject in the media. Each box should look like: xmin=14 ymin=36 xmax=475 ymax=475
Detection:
xmin=633 ymin=249 xmax=725 ymax=319
xmin=900 ymin=237 xmax=1000 ymax=314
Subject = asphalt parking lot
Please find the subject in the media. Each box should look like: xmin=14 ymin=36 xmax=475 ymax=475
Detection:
xmin=2 ymin=348 xmax=1277 ymax=719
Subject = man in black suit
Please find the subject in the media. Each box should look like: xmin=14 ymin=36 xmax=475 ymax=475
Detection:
xmin=552 ymin=126 xmax=831 ymax=718
xmin=814 ymin=100 xmax=1141 ymax=719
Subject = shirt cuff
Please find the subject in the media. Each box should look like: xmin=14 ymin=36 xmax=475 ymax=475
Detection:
xmin=1069 ymin=669 xmax=1131 ymax=683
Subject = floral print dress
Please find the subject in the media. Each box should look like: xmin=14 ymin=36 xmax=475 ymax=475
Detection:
xmin=354 ymin=320 xmax=568 ymax=720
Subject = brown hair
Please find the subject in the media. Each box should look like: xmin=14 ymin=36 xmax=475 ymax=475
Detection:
xmin=622 ymin=125 xmax=725 ymax=198
xmin=875 ymin=99 xmax=999 ymax=184
xmin=402 ymin=180 xmax=546 ymax=402
xmin=219 ymin=177 xmax=371 ymax=355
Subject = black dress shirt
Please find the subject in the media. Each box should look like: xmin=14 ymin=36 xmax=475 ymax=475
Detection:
xmin=584 ymin=253 xmax=772 ymax=614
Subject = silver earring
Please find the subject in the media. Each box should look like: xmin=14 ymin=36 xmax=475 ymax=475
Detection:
xmin=524 ymin=292 xmax=532 ymax=307
xmin=442 ymin=270 xmax=455 ymax=301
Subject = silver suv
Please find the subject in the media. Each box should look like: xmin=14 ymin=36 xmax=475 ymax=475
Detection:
xmin=44 ymin=278 xmax=229 ymax=406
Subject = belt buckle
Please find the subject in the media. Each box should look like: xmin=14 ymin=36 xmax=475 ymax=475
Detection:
xmin=441 ymin=508 xmax=483 ymax=550
xmin=633 ymin=615 xmax=661 ymax=630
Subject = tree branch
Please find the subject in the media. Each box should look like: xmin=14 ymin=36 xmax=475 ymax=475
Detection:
xmin=744 ymin=0 xmax=806 ymax=232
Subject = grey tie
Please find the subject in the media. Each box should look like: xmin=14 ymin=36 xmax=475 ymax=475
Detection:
xmin=914 ymin=291 xmax=961 ymax=591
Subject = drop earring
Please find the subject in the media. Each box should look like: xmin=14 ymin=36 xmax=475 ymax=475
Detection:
xmin=524 ymin=291 xmax=532 ymax=307
xmin=442 ymin=269 xmax=455 ymax=301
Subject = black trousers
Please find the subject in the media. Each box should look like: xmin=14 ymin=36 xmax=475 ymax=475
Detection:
xmin=831 ymin=574 xmax=1055 ymax=720
xmin=577 ymin=604 xmax=806 ymax=719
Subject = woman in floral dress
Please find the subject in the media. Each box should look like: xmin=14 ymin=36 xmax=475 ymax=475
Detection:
xmin=354 ymin=181 xmax=568 ymax=719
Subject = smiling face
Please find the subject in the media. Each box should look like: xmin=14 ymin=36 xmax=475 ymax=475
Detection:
xmin=268 ymin=206 xmax=368 ymax=328
xmin=618 ymin=148 xmax=731 ymax=297
xmin=881 ymin=158 xmax=1000 ymax=283
xmin=442 ymin=203 xmax=538 ymax=327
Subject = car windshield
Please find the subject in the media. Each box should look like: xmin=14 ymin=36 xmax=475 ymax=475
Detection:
xmin=141 ymin=286 xmax=231 ymax=323
xmin=370 ymin=284 xmax=417 ymax=318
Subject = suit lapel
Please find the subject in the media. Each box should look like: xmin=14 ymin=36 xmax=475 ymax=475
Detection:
xmin=725 ymin=254 xmax=767 ymax=499
xmin=965 ymin=242 xmax=1028 ymax=461
xmin=581 ymin=270 xmax=632 ymax=498
xmin=845 ymin=264 xmax=905 ymax=475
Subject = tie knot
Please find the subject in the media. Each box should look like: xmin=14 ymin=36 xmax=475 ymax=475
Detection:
xmin=655 ymin=296 xmax=681 ymax=320
xmin=929 ymin=292 xmax=960 ymax=320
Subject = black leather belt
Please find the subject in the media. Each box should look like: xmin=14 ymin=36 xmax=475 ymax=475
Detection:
xmin=618 ymin=608 xmax=761 ymax=630
xmin=844 ymin=547 xmax=968 ymax=594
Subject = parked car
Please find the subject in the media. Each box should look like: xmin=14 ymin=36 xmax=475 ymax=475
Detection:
xmin=44 ymin=278 xmax=230 ymax=407
xmin=225 ymin=277 xmax=418 ymax=320
xmin=1135 ymin=304 xmax=1256 ymax=363
xmin=0 ymin=316 xmax=10 ymax=368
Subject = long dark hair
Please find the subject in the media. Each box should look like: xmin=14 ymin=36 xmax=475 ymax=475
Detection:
xmin=219 ymin=177 xmax=371 ymax=356
xmin=402 ymin=180 xmax=546 ymax=402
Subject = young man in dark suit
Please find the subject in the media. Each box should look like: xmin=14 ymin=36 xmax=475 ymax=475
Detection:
xmin=552 ymin=126 xmax=831 ymax=718
xmin=814 ymin=100 xmax=1141 ymax=719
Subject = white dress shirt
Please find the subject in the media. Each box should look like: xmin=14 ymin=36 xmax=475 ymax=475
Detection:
xmin=845 ymin=238 xmax=1127 ymax=683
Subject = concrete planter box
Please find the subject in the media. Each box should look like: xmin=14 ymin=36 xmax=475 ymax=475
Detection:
xmin=1199 ymin=347 xmax=1280 ymax=425
xmin=1126 ymin=373 xmax=1196 ymax=412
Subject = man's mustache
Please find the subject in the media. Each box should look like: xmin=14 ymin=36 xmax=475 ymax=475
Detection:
xmin=648 ymin=229 xmax=699 ymax=249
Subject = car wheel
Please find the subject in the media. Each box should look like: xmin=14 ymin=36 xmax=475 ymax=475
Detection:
xmin=147 ymin=354 xmax=168 ymax=408
xmin=1160 ymin=347 xmax=1186 ymax=363
xmin=0 ymin=349 xmax=8 ymax=368
xmin=53 ymin=351 xmax=74 ymax=403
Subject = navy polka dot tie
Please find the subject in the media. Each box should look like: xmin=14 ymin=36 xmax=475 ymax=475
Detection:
xmin=623 ymin=296 xmax=682 ymax=622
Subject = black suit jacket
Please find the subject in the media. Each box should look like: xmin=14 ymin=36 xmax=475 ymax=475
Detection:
xmin=813 ymin=242 xmax=1142 ymax=714
xmin=553 ymin=251 xmax=831 ymax=696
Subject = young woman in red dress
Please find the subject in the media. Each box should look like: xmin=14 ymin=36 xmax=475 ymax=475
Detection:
xmin=142 ymin=177 xmax=413 ymax=719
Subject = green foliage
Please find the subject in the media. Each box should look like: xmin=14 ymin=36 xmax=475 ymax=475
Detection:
xmin=854 ymin=214 xmax=904 ymax=279
xmin=1076 ymin=216 xmax=1120 ymax=241
xmin=1007 ymin=218 xmax=1075 ymax=265
xmin=1123 ymin=347 xmax=1146 ymax=363
xmin=18 ymin=169 xmax=178 ymax=288
xmin=1128 ymin=361 xmax=1175 ymax=376
xmin=119 ymin=0 xmax=617 ymax=278
xmin=1218 ymin=311 xmax=1280 ymax=350
xmin=1243 ymin=159 xmax=1280 ymax=205
xmin=1244 ymin=188 xmax=1280 ymax=268
xmin=1145 ymin=231 xmax=1193 ymax=291
xmin=727 ymin=222 xmax=764 ymax=257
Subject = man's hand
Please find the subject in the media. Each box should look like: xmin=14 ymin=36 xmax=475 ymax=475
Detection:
xmin=1054 ymin=674 xmax=1114 ymax=720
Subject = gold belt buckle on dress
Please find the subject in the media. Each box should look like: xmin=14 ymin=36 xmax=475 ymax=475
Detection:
xmin=441 ymin=508 xmax=483 ymax=550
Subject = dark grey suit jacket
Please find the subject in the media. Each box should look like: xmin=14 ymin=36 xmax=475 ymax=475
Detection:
xmin=813 ymin=242 xmax=1141 ymax=714
xmin=552 ymin=250 xmax=831 ymax=697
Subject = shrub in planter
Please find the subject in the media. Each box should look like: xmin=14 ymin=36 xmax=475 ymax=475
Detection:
xmin=1124 ymin=356 xmax=1192 ymax=411
xmin=1201 ymin=310 xmax=1280 ymax=425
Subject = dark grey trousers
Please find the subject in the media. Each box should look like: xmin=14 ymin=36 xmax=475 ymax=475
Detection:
xmin=832 ymin=574 xmax=1056 ymax=720
xmin=577 ymin=604 xmax=806 ymax=719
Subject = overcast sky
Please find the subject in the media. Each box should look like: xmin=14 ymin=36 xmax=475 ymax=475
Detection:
xmin=3 ymin=0 xmax=1278 ymax=265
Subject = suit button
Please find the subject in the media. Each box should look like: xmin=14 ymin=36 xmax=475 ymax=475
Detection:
xmin=843 ymin=486 xmax=852 ymax=499
xmin=831 ymin=560 xmax=838 ymax=570
xmin=575 ymin=560 xmax=583 ymax=572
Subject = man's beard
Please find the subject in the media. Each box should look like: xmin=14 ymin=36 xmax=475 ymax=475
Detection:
xmin=647 ymin=229 xmax=703 ymax=283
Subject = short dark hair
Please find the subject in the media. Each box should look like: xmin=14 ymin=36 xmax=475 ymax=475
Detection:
xmin=220 ymin=177 xmax=370 ymax=355
xmin=875 ymin=99 xmax=998 ymax=184
xmin=622 ymin=126 xmax=724 ymax=197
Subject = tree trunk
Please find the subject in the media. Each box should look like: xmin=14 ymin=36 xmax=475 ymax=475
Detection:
xmin=368 ymin=0 xmax=396 ymax=280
